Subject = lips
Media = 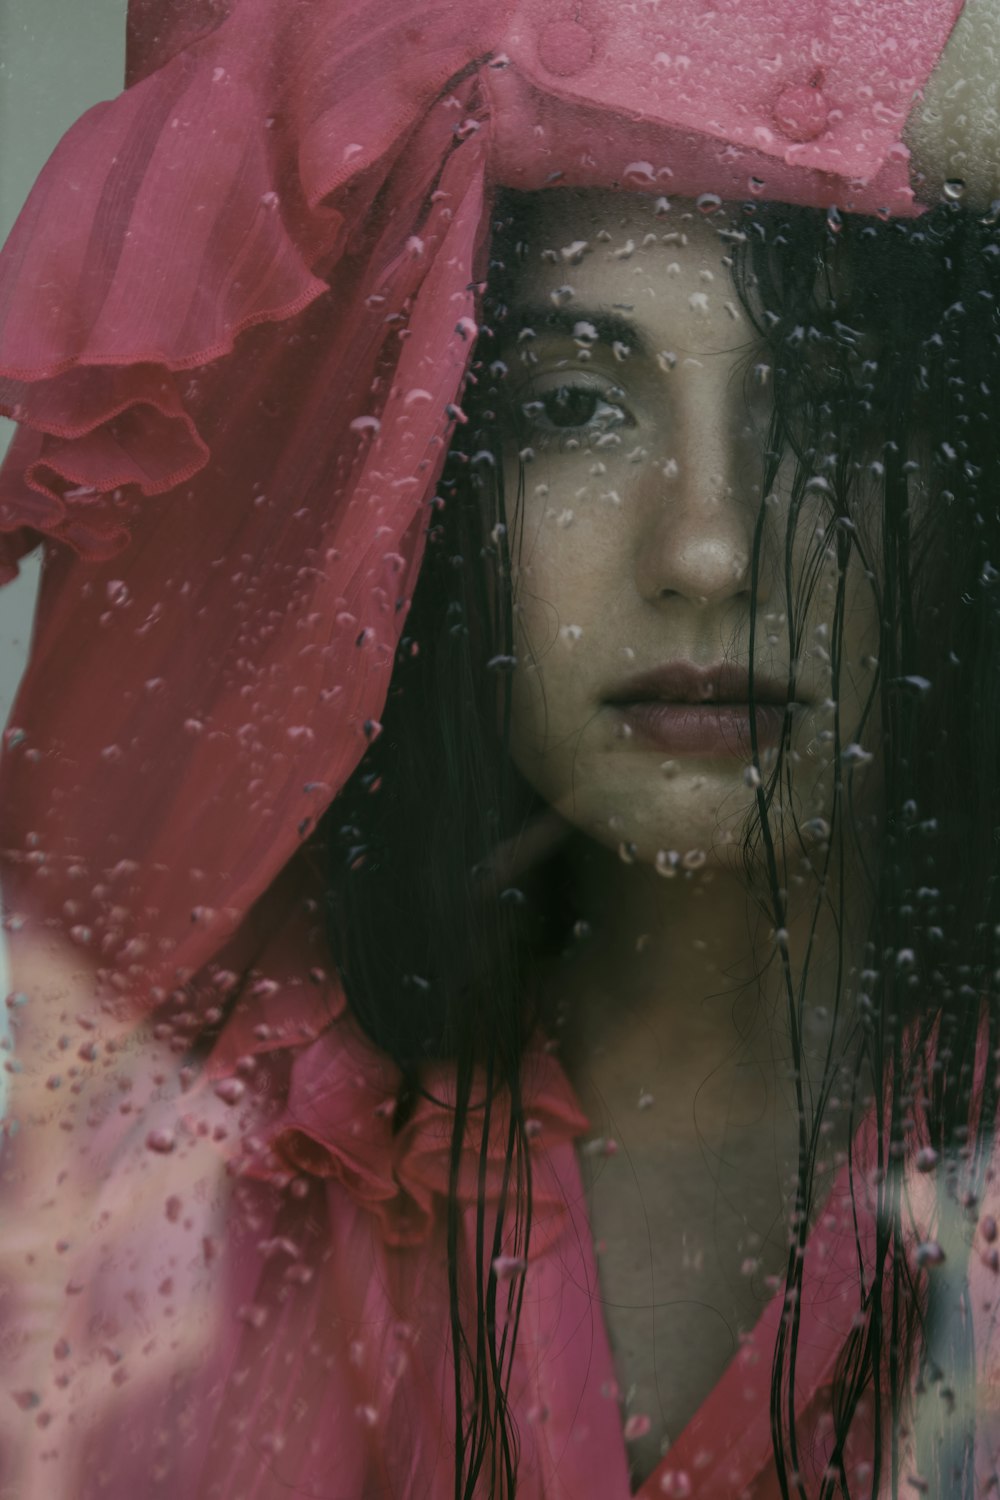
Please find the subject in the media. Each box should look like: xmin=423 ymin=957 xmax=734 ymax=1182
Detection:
xmin=604 ymin=661 xmax=794 ymax=756
xmin=605 ymin=661 xmax=791 ymax=707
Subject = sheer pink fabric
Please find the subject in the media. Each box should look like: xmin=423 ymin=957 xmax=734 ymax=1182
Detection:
xmin=0 ymin=0 xmax=962 ymax=1008
xmin=0 ymin=0 xmax=982 ymax=1495
xmin=20 ymin=926 xmax=996 ymax=1498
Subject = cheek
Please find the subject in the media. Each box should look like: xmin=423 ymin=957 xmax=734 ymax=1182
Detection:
xmin=506 ymin=519 xmax=612 ymax=791
xmin=507 ymin=577 xmax=579 ymax=766
xmin=510 ymin=495 xmax=618 ymax=667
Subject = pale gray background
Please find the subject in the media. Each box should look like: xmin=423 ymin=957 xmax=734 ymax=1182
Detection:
xmin=0 ymin=0 xmax=128 ymax=728
xmin=0 ymin=2 xmax=127 ymax=1039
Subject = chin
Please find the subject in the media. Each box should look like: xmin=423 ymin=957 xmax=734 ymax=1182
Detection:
xmin=538 ymin=770 xmax=759 ymax=873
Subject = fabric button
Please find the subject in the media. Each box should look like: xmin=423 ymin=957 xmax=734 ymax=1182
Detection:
xmin=536 ymin=20 xmax=595 ymax=78
xmin=772 ymin=84 xmax=830 ymax=143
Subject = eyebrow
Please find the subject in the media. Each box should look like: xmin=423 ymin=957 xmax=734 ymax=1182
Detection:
xmin=504 ymin=303 xmax=652 ymax=359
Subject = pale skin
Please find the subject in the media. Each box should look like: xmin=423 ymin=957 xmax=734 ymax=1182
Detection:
xmin=2 ymin=17 xmax=996 ymax=1490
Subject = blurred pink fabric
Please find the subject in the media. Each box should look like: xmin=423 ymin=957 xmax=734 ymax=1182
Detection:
xmin=0 ymin=0 xmax=987 ymax=1495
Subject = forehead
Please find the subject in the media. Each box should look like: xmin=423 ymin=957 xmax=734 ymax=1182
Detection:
xmin=503 ymin=190 xmax=748 ymax=358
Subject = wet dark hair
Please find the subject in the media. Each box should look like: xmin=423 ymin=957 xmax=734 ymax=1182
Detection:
xmin=324 ymin=190 xmax=1000 ymax=1499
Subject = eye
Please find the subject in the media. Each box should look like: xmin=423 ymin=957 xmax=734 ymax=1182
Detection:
xmin=543 ymin=385 xmax=602 ymax=429
xmin=522 ymin=382 xmax=632 ymax=434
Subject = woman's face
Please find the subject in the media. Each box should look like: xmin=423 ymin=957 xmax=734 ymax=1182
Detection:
xmin=500 ymin=192 xmax=881 ymax=872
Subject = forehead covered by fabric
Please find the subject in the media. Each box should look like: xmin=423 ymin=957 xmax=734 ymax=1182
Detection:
xmin=0 ymin=0 xmax=962 ymax=1011
xmin=123 ymin=0 xmax=959 ymax=209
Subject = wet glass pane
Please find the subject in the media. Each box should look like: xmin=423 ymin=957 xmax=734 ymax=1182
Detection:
xmin=1 ymin=4 xmax=998 ymax=1498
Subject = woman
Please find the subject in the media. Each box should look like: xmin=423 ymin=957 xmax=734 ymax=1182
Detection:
xmin=0 ymin=0 xmax=997 ymax=1496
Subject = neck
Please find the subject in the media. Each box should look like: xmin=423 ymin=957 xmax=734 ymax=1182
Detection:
xmin=536 ymin=830 xmax=864 ymax=1157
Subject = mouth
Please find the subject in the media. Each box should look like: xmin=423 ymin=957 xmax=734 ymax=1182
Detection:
xmin=604 ymin=662 xmax=797 ymax=757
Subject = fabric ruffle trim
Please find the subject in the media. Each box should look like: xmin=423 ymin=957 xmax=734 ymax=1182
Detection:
xmin=0 ymin=0 xmax=500 ymax=583
xmin=243 ymin=1016 xmax=590 ymax=1252
xmin=0 ymin=25 xmax=335 ymax=580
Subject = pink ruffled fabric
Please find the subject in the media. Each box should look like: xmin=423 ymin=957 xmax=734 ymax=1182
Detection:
xmin=260 ymin=1017 xmax=590 ymax=1249
xmin=3 ymin=840 xmax=996 ymax=1498
xmin=0 ymin=0 xmax=963 ymax=1025
xmin=85 ymin=972 xmax=993 ymax=1500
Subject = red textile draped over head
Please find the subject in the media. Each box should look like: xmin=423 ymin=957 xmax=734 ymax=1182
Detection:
xmin=0 ymin=0 xmax=963 ymax=1025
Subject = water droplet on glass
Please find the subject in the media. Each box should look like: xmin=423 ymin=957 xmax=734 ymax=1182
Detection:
xmin=491 ymin=1255 xmax=527 ymax=1281
xmin=146 ymin=1129 xmax=176 ymax=1155
xmin=350 ymin=415 xmax=381 ymax=437
xmin=623 ymin=162 xmax=656 ymax=188
xmin=582 ymin=1136 xmax=618 ymax=1158
xmin=214 ymin=1078 xmax=246 ymax=1106
xmin=624 ymin=1413 xmax=652 ymax=1441
xmin=657 ymin=1470 xmax=694 ymax=1497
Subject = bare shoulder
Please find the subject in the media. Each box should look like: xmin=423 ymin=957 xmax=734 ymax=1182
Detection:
xmin=904 ymin=0 xmax=1000 ymax=208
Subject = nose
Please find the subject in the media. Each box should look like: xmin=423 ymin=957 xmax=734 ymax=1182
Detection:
xmin=635 ymin=487 xmax=756 ymax=606
xmin=634 ymin=373 xmax=764 ymax=609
